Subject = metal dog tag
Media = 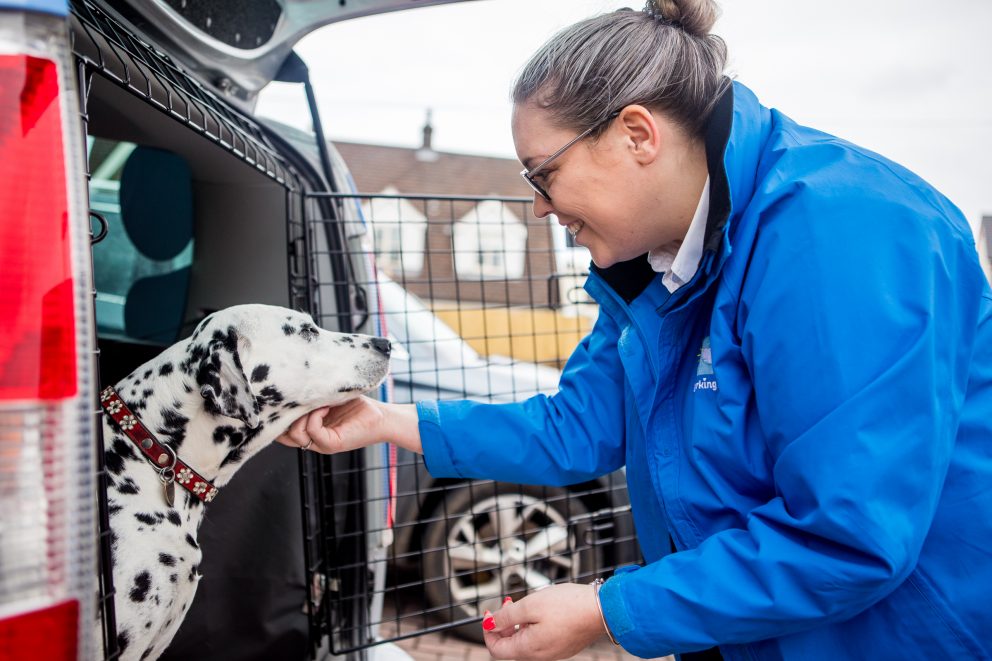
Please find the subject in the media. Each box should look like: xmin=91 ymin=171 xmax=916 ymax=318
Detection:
xmin=163 ymin=479 xmax=175 ymax=508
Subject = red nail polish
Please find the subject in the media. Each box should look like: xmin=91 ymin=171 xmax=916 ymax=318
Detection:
xmin=482 ymin=611 xmax=495 ymax=631
xmin=503 ymin=596 xmax=513 ymax=605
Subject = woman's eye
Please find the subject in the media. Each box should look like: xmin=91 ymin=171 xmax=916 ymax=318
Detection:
xmin=534 ymin=170 xmax=554 ymax=185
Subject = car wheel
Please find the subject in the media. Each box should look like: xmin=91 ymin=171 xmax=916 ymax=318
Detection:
xmin=421 ymin=482 xmax=598 ymax=644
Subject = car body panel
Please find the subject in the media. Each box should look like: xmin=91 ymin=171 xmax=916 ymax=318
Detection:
xmin=103 ymin=0 xmax=479 ymax=102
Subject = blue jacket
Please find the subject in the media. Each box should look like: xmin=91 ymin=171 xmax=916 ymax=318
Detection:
xmin=418 ymin=82 xmax=992 ymax=660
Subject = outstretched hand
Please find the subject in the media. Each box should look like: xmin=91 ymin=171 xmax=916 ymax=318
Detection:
xmin=483 ymin=583 xmax=607 ymax=661
xmin=277 ymin=398 xmax=422 ymax=454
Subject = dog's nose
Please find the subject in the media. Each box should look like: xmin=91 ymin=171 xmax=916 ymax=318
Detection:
xmin=370 ymin=337 xmax=391 ymax=357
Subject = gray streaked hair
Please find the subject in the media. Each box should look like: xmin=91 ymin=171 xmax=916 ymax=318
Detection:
xmin=512 ymin=0 xmax=729 ymax=139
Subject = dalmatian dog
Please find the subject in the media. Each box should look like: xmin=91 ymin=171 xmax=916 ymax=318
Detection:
xmin=99 ymin=304 xmax=390 ymax=661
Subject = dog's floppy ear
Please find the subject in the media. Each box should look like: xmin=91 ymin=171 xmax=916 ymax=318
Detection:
xmin=195 ymin=326 xmax=261 ymax=429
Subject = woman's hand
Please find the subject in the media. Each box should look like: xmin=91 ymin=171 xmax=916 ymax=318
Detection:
xmin=277 ymin=398 xmax=422 ymax=454
xmin=483 ymin=583 xmax=607 ymax=660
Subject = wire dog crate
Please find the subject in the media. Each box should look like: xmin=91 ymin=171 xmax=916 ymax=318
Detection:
xmin=68 ymin=0 xmax=640 ymax=657
xmin=307 ymin=192 xmax=643 ymax=653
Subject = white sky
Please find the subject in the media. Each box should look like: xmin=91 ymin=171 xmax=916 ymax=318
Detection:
xmin=257 ymin=0 xmax=992 ymax=234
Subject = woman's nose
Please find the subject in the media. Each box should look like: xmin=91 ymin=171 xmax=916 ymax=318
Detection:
xmin=532 ymin=193 xmax=554 ymax=218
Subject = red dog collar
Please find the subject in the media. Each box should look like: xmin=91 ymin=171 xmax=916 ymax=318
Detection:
xmin=100 ymin=386 xmax=218 ymax=505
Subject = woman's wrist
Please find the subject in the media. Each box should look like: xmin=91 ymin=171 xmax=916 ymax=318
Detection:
xmin=379 ymin=402 xmax=423 ymax=454
xmin=591 ymin=578 xmax=619 ymax=645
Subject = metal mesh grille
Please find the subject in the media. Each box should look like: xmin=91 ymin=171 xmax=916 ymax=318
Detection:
xmin=308 ymin=193 xmax=642 ymax=653
xmin=68 ymin=3 xmax=309 ymax=657
xmin=69 ymin=0 xmax=299 ymax=189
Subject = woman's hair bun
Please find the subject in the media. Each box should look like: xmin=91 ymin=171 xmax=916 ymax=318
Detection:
xmin=644 ymin=0 xmax=720 ymax=38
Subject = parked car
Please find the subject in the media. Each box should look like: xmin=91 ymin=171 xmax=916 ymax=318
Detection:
xmin=378 ymin=276 xmax=639 ymax=643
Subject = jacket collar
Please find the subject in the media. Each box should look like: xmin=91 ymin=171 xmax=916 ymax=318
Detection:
xmin=587 ymin=80 xmax=769 ymax=308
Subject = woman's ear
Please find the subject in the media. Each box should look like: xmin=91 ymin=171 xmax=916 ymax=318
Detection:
xmin=616 ymin=104 xmax=662 ymax=164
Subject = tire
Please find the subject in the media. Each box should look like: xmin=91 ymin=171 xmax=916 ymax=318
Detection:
xmin=421 ymin=482 xmax=598 ymax=644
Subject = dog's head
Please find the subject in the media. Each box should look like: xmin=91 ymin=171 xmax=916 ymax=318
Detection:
xmin=183 ymin=304 xmax=390 ymax=430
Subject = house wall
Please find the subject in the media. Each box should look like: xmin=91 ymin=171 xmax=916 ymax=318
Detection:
xmin=393 ymin=213 xmax=562 ymax=309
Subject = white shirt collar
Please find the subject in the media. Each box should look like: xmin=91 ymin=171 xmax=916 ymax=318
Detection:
xmin=647 ymin=175 xmax=710 ymax=293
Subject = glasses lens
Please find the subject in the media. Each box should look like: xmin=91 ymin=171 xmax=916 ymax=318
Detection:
xmin=521 ymin=170 xmax=551 ymax=202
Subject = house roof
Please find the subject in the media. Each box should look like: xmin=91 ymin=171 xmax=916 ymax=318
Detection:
xmin=333 ymin=141 xmax=532 ymax=199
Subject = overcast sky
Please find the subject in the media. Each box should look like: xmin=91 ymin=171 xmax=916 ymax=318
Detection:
xmin=256 ymin=0 xmax=992 ymax=234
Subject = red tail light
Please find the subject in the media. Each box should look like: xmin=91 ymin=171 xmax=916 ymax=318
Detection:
xmin=0 ymin=600 xmax=79 ymax=660
xmin=0 ymin=10 xmax=99 ymax=661
xmin=0 ymin=54 xmax=76 ymax=401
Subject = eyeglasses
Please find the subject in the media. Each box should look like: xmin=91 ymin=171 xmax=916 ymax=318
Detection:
xmin=520 ymin=110 xmax=621 ymax=202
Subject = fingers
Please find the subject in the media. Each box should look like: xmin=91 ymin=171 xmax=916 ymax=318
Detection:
xmin=483 ymin=599 xmax=533 ymax=659
xmin=483 ymin=585 xmax=603 ymax=661
xmin=279 ymin=407 xmax=329 ymax=451
xmin=305 ymin=407 xmax=332 ymax=449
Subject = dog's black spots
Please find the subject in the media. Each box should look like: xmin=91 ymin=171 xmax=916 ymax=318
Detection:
xmin=258 ymin=385 xmax=284 ymax=406
xmin=153 ymin=595 xmax=160 ymax=605
xmin=143 ymin=369 xmax=152 ymax=379
xmin=215 ymin=326 xmax=239 ymax=353
xmin=188 ymin=565 xmax=199 ymax=582
xmin=282 ymin=401 xmax=300 ymax=410
xmin=298 ymin=323 xmax=320 ymax=342
xmin=130 ymin=388 xmax=138 ymax=397
xmin=305 ymin=360 xmax=310 ymax=369
xmin=251 ymin=365 xmax=270 ymax=383
xmin=362 ymin=343 xmax=370 ymax=349
xmin=140 ymin=646 xmax=155 ymax=660
xmin=134 ymin=512 xmax=158 ymax=526
xmin=183 ymin=383 xmax=193 ymax=393
xmin=106 ymin=438 xmax=135 ymax=476
xmin=159 ymin=552 xmax=177 ymax=567
xmin=212 ymin=425 xmax=243 ymax=447
xmin=157 ymin=408 xmax=189 ymax=448
xmin=142 ymin=388 xmax=153 ymax=400
xmin=159 ymin=362 xmax=174 ymax=376
xmin=117 ymin=630 xmax=130 ymax=654
xmin=129 ymin=571 xmax=152 ymax=602
xmin=185 ymin=533 xmax=199 ymax=550
xmin=341 ymin=336 xmax=355 ymax=344
xmin=170 ymin=573 xmax=178 ymax=583
xmin=119 ymin=478 xmax=140 ymax=495
xmin=266 ymin=411 xmax=282 ymax=423
xmin=282 ymin=323 xmax=296 ymax=336
xmin=167 ymin=510 xmax=182 ymax=526
xmin=220 ymin=444 xmax=246 ymax=468
xmin=145 ymin=622 xmax=152 ymax=629
xmin=108 ymin=501 xmax=122 ymax=517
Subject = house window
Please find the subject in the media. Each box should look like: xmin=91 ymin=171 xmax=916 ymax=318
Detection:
xmin=453 ymin=200 xmax=527 ymax=279
xmin=363 ymin=186 xmax=427 ymax=276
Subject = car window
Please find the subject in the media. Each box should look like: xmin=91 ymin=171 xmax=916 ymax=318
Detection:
xmin=89 ymin=137 xmax=194 ymax=342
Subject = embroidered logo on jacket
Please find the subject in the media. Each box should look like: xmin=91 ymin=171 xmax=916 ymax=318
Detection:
xmin=694 ymin=336 xmax=718 ymax=392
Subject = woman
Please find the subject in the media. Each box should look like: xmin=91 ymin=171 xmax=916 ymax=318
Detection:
xmin=280 ymin=1 xmax=992 ymax=659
